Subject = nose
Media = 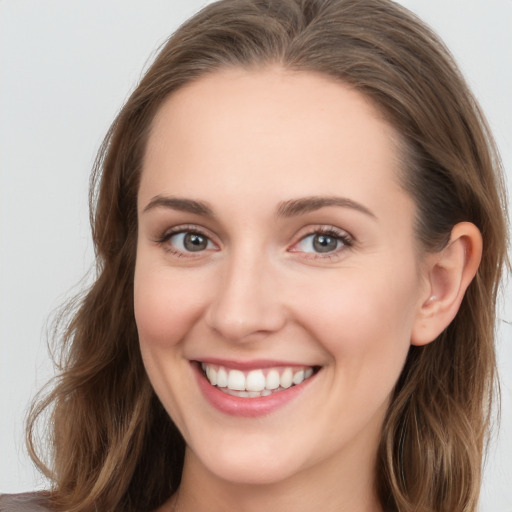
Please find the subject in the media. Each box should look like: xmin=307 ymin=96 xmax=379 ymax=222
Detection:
xmin=205 ymin=250 xmax=287 ymax=343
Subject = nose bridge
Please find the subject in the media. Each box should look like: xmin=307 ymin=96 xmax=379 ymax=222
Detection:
xmin=205 ymin=243 xmax=285 ymax=342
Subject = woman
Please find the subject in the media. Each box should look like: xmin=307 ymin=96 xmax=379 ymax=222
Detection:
xmin=1 ymin=0 xmax=508 ymax=510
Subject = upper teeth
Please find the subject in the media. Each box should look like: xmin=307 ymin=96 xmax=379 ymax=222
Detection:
xmin=201 ymin=363 xmax=314 ymax=393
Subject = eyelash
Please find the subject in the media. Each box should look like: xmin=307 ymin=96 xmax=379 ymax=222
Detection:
xmin=155 ymin=224 xmax=354 ymax=260
xmin=290 ymin=226 xmax=353 ymax=260
xmin=155 ymin=224 xmax=217 ymax=257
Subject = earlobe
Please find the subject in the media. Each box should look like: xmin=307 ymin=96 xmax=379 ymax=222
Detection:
xmin=411 ymin=222 xmax=482 ymax=346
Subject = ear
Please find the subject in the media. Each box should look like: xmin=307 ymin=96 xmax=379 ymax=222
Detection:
xmin=411 ymin=222 xmax=482 ymax=346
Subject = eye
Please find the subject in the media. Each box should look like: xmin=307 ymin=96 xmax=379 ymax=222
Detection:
xmin=291 ymin=227 xmax=353 ymax=257
xmin=170 ymin=232 xmax=213 ymax=252
xmin=157 ymin=227 xmax=217 ymax=256
xmin=298 ymin=233 xmax=340 ymax=253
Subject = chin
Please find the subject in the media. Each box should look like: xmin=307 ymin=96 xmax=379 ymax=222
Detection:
xmin=207 ymin=459 xmax=304 ymax=487
xmin=189 ymin=438 xmax=313 ymax=487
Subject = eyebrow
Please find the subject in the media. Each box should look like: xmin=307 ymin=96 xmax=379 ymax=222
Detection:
xmin=143 ymin=196 xmax=214 ymax=216
xmin=276 ymin=196 xmax=376 ymax=219
xmin=142 ymin=194 xmax=376 ymax=220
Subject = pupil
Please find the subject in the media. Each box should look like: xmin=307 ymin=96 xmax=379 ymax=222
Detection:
xmin=313 ymin=234 xmax=337 ymax=253
xmin=184 ymin=233 xmax=207 ymax=251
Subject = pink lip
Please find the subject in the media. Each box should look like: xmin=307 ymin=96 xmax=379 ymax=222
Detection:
xmin=192 ymin=362 xmax=318 ymax=418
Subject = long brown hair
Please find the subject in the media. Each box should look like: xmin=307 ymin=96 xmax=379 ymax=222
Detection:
xmin=27 ymin=1 xmax=508 ymax=511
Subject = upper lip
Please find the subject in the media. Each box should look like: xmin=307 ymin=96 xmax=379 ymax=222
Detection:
xmin=194 ymin=358 xmax=318 ymax=371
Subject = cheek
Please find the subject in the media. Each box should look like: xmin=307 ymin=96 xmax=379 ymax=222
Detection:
xmin=133 ymin=259 xmax=210 ymax=428
xmin=296 ymin=264 xmax=420 ymax=369
xmin=133 ymin=261 xmax=207 ymax=348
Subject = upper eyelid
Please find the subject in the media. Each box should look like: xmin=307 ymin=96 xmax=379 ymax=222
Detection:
xmin=158 ymin=224 xmax=215 ymax=240
xmin=293 ymin=225 xmax=354 ymax=242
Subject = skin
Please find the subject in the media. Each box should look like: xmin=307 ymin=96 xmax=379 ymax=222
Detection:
xmin=134 ymin=68 xmax=480 ymax=512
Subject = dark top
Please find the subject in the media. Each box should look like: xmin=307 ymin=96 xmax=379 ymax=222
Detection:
xmin=0 ymin=493 xmax=53 ymax=512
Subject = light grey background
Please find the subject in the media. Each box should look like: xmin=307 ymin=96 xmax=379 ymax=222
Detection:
xmin=1 ymin=1 xmax=511 ymax=509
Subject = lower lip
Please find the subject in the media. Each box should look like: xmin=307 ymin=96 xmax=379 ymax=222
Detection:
xmin=193 ymin=363 xmax=316 ymax=417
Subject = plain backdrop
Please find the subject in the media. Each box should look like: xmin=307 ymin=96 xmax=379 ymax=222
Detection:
xmin=1 ymin=1 xmax=511 ymax=509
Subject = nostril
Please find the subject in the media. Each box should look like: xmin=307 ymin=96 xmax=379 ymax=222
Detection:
xmin=204 ymin=301 xmax=287 ymax=343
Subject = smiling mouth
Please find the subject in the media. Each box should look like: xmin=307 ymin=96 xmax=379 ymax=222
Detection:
xmin=200 ymin=363 xmax=319 ymax=398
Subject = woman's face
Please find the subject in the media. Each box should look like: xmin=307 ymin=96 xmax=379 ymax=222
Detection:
xmin=135 ymin=68 xmax=429 ymax=486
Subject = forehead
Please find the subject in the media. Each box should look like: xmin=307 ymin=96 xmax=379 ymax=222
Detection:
xmin=139 ymin=67 xmax=408 ymax=215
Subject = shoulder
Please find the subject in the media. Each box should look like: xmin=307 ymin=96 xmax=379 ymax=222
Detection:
xmin=0 ymin=493 xmax=53 ymax=512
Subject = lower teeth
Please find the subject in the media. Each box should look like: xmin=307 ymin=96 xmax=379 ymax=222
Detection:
xmin=219 ymin=386 xmax=287 ymax=398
